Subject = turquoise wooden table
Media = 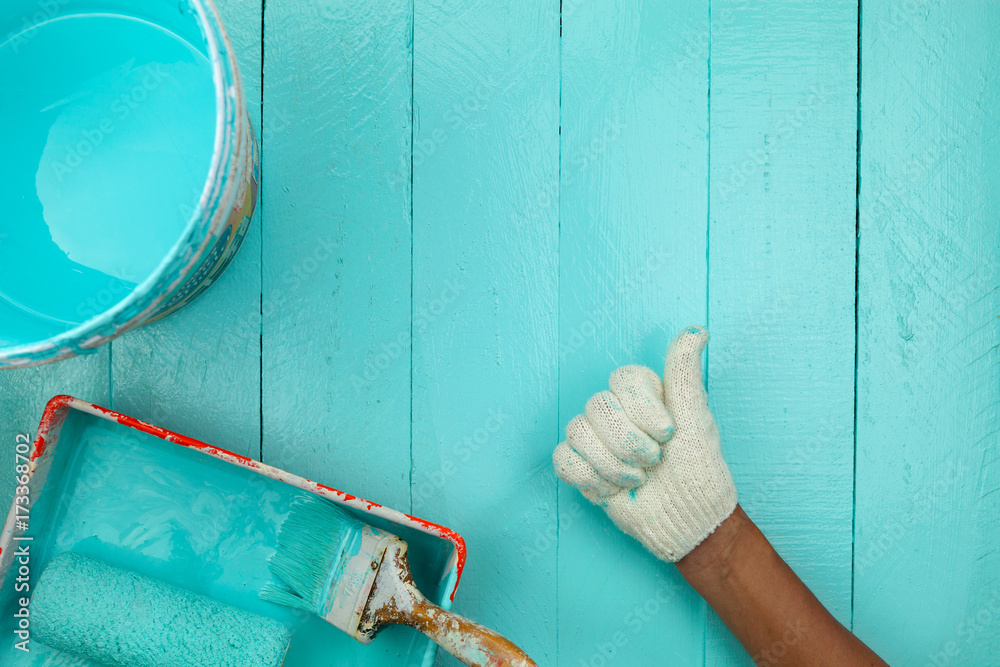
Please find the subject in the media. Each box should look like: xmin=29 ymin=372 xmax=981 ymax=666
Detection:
xmin=2 ymin=1 xmax=998 ymax=665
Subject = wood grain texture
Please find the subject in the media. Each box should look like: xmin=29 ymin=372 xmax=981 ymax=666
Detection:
xmin=109 ymin=0 xmax=262 ymax=458
xmin=707 ymin=1 xmax=858 ymax=664
xmin=410 ymin=0 xmax=560 ymax=663
xmin=855 ymin=1 xmax=1000 ymax=663
xmin=3 ymin=3 xmax=1000 ymax=665
xmin=558 ymin=0 xmax=709 ymax=664
xmin=261 ymin=0 xmax=413 ymax=512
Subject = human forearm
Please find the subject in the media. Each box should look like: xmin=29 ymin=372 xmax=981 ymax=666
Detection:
xmin=676 ymin=505 xmax=886 ymax=667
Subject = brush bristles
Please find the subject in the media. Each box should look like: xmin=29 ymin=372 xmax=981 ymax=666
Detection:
xmin=260 ymin=495 xmax=361 ymax=614
xmin=259 ymin=583 xmax=315 ymax=613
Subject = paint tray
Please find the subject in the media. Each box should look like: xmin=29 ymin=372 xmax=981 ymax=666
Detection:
xmin=0 ymin=395 xmax=466 ymax=666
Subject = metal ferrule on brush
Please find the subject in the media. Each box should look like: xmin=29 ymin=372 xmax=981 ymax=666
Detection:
xmin=318 ymin=524 xmax=399 ymax=642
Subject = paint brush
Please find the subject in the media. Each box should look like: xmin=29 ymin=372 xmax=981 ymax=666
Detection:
xmin=261 ymin=495 xmax=537 ymax=667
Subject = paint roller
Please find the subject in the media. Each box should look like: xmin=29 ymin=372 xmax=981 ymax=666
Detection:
xmin=31 ymin=552 xmax=291 ymax=667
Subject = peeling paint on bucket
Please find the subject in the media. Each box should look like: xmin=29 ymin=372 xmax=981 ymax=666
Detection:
xmin=0 ymin=0 xmax=258 ymax=369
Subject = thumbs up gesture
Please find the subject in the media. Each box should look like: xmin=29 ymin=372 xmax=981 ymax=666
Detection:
xmin=553 ymin=326 xmax=737 ymax=562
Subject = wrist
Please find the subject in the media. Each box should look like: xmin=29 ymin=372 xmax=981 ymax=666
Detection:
xmin=675 ymin=504 xmax=755 ymax=580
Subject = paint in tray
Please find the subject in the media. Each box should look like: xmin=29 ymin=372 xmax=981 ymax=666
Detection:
xmin=0 ymin=398 xmax=465 ymax=666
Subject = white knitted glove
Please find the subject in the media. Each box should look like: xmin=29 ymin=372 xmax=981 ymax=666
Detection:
xmin=553 ymin=326 xmax=737 ymax=562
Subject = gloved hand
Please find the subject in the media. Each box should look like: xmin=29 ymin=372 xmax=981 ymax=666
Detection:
xmin=553 ymin=326 xmax=737 ymax=562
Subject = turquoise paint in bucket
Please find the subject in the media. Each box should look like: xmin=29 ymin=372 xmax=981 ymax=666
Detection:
xmin=0 ymin=0 xmax=258 ymax=369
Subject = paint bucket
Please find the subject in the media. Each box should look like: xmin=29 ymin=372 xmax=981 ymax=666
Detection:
xmin=0 ymin=0 xmax=258 ymax=369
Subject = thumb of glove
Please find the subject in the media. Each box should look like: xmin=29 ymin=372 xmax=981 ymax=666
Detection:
xmin=663 ymin=325 xmax=710 ymax=430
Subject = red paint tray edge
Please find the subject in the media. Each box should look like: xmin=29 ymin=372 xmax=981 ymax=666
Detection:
xmin=0 ymin=394 xmax=468 ymax=665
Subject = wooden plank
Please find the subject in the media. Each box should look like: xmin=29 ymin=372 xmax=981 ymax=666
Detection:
xmin=110 ymin=0 xmax=263 ymax=459
xmin=707 ymin=1 xmax=858 ymax=664
xmin=558 ymin=0 xmax=709 ymax=664
xmin=0 ymin=354 xmax=109 ymax=509
xmin=855 ymin=2 xmax=1000 ymax=663
xmin=261 ymin=0 xmax=412 ymax=513
xmin=410 ymin=0 xmax=559 ymax=663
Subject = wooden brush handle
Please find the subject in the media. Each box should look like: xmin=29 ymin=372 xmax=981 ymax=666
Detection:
xmin=360 ymin=541 xmax=537 ymax=667
xmin=409 ymin=598 xmax=538 ymax=667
